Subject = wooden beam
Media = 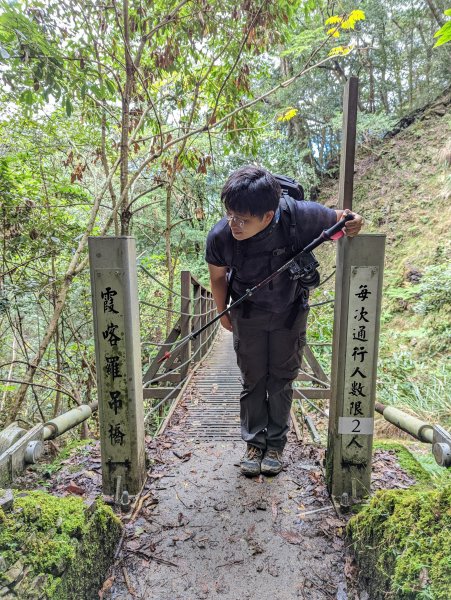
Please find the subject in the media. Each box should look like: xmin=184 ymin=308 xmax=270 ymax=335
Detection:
xmin=180 ymin=271 xmax=191 ymax=378
xmin=303 ymin=344 xmax=330 ymax=384
xmin=338 ymin=76 xmax=359 ymax=211
xmin=142 ymin=319 xmax=181 ymax=383
xmin=294 ymin=388 xmax=330 ymax=400
xmin=143 ymin=387 xmax=176 ymax=400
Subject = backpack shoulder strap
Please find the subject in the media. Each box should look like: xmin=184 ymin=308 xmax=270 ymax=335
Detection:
xmin=280 ymin=195 xmax=299 ymax=253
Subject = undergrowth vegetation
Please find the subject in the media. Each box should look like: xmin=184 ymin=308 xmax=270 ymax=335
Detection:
xmin=316 ymin=106 xmax=451 ymax=430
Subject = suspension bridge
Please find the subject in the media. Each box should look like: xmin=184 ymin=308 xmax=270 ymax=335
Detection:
xmin=1 ymin=78 xmax=449 ymax=599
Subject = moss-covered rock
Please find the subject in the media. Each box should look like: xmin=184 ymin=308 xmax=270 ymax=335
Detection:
xmin=347 ymin=484 xmax=451 ymax=599
xmin=0 ymin=490 xmax=122 ymax=599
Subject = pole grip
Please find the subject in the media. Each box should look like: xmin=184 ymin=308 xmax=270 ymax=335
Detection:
xmin=323 ymin=213 xmax=354 ymax=240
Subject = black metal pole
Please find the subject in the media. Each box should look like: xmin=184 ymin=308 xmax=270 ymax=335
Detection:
xmin=191 ymin=214 xmax=354 ymax=340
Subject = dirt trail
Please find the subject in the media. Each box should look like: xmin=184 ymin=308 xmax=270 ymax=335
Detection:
xmin=106 ymin=437 xmax=348 ymax=600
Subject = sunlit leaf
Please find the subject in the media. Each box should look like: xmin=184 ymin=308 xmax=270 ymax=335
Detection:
xmin=277 ymin=108 xmax=298 ymax=122
xmin=433 ymin=20 xmax=451 ymax=47
xmin=325 ymin=15 xmax=343 ymax=25
xmin=350 ymin=9 xmax=365 ymax=21
xmin=327 ymin=28 xmax=340 ymax=38
xmin=328 ymin=44 xmax=354 ymax=57
xmin=341 ymin=9 xmax=366 ymax=30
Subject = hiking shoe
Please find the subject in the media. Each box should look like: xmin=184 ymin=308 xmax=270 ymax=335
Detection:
xmin=240 ymin=444 xmax=263 ymax=476
xmin=261 ymin=448 xmax=284 ymax=475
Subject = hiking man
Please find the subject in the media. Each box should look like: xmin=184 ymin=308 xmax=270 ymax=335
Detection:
xmin=205 ymin=166 xmax=363 ymax=476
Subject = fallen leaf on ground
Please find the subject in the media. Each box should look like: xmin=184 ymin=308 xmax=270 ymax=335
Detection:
xmin=178 ymin=512 xmax=189 ymax=525
xmin=148 ymin=472 xmax=166 ymax=479
xmin=65 ymin=481 xmax=85 ymax=495
xmin=344 ymin=555 xmax=358 ymax=579
xmin=246 ymin=524 xmax=256 ymax=538
xmin=278 ymin=529 xmax=303 ymax=545
xmin=126 ymin=539 xmax=143 ymax=551
xmin=98 ymin=576 xmax=115 ymax=599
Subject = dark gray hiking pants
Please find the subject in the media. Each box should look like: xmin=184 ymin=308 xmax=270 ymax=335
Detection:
xmin=230 ymin=303 xmax=309 ymax=451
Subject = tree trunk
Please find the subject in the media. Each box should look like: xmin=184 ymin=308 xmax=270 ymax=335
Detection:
xmin=379 ymin=26 xmax=390 ymax=113
xmin=8 ymin=276 xmax=73 ymax=422
xmin=0 ymin=334 xmax=16 ymax=415
xmin=120 ymin=0 xmax=133 ymax=235
xmin=425 ymin=0 xmax=445 ymax=27
xmin=408 ymin=29 xmax=414 ymax=111
xmin=52 ymin=255 xmax=62 ymax=418
xmin=368 ymin=56 xmax=375 ymax=113
xmin=165 ymin=186 xmax=174 ymax=337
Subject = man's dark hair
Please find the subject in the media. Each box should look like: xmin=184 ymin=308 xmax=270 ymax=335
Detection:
xmin=221 ymin=166 xmax=281 ymax=217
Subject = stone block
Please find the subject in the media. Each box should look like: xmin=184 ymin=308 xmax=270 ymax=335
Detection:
xmin=0 ymin=490 xmax=13 ymax=513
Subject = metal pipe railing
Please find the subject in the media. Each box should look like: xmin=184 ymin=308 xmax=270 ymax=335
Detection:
xmin=374 ymin=401 xmax=434 ymax=443
xmin=43 ymin=401 xmax=98 ymax=440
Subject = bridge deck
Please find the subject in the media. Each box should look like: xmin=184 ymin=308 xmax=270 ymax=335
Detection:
xmin=183 ymin=329 xmax=241 ymax=441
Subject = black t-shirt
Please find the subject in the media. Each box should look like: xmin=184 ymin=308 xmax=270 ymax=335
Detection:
xmin=205 ymin=200 xmax=337 ymax=313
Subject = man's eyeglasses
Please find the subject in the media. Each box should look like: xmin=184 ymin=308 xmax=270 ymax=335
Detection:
xmin=225 ymin=213 xmax=248 ymax=228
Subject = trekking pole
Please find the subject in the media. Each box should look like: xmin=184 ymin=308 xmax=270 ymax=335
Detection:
xmin=157 ymin=213 xmax=354 ymax=364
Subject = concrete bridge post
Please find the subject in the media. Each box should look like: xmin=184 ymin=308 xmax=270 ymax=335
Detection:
xmin=88 ymin=237 xmax=146 ymax=496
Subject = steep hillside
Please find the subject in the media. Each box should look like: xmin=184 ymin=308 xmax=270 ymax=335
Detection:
xmin=316 ymin=89 xmax=451 ymax=425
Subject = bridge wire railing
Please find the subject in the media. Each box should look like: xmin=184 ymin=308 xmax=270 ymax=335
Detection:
xmin=139 ymin=268 xmax=219 ymax=428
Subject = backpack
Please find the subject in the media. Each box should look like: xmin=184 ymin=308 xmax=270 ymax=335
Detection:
xmin=273 ymin=174 xmax=305 ymax=201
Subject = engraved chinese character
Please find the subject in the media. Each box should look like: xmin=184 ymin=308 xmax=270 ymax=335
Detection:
xmin=108 ymin=391 xmax=123 ymax=415
xmin=346 ymin=435 xmax=363 ymax=449
xmin=350 ymin=381 xmax=366 ymax=397
xmin=351 ymin=367 xmax=367 ymax=378
xmin=356 ymin=284 xmax=371 ymax=301
xmin=354 ymin=306 xmax=369 ymax=323
xmin=350 ymin=401 xmax=364 ymax=416
xmin=109 ymin=423 xmax=126 ymax=445
xmin=352 ymin=346 xmax=368 ymax=363
xmin=352 ymin=326 xmax=368 ymax=342
xmin=101 ymin=287 xmax=119 ymax=314
xmin=102 ymin=323 xmax=121 ymax=346
xmin=105 ymin=355 xmax=122 ymax=379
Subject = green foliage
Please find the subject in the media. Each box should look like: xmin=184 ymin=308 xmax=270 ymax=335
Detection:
xmin=413 ymin=262 xmax=451 ymax=316
xmin=434 ymin=9 xmax=451 ymax=47
xmin=36 ymin=439 xmax=95 ymax=477
xmin=377 ymin=351 xmax=451 ymax=426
